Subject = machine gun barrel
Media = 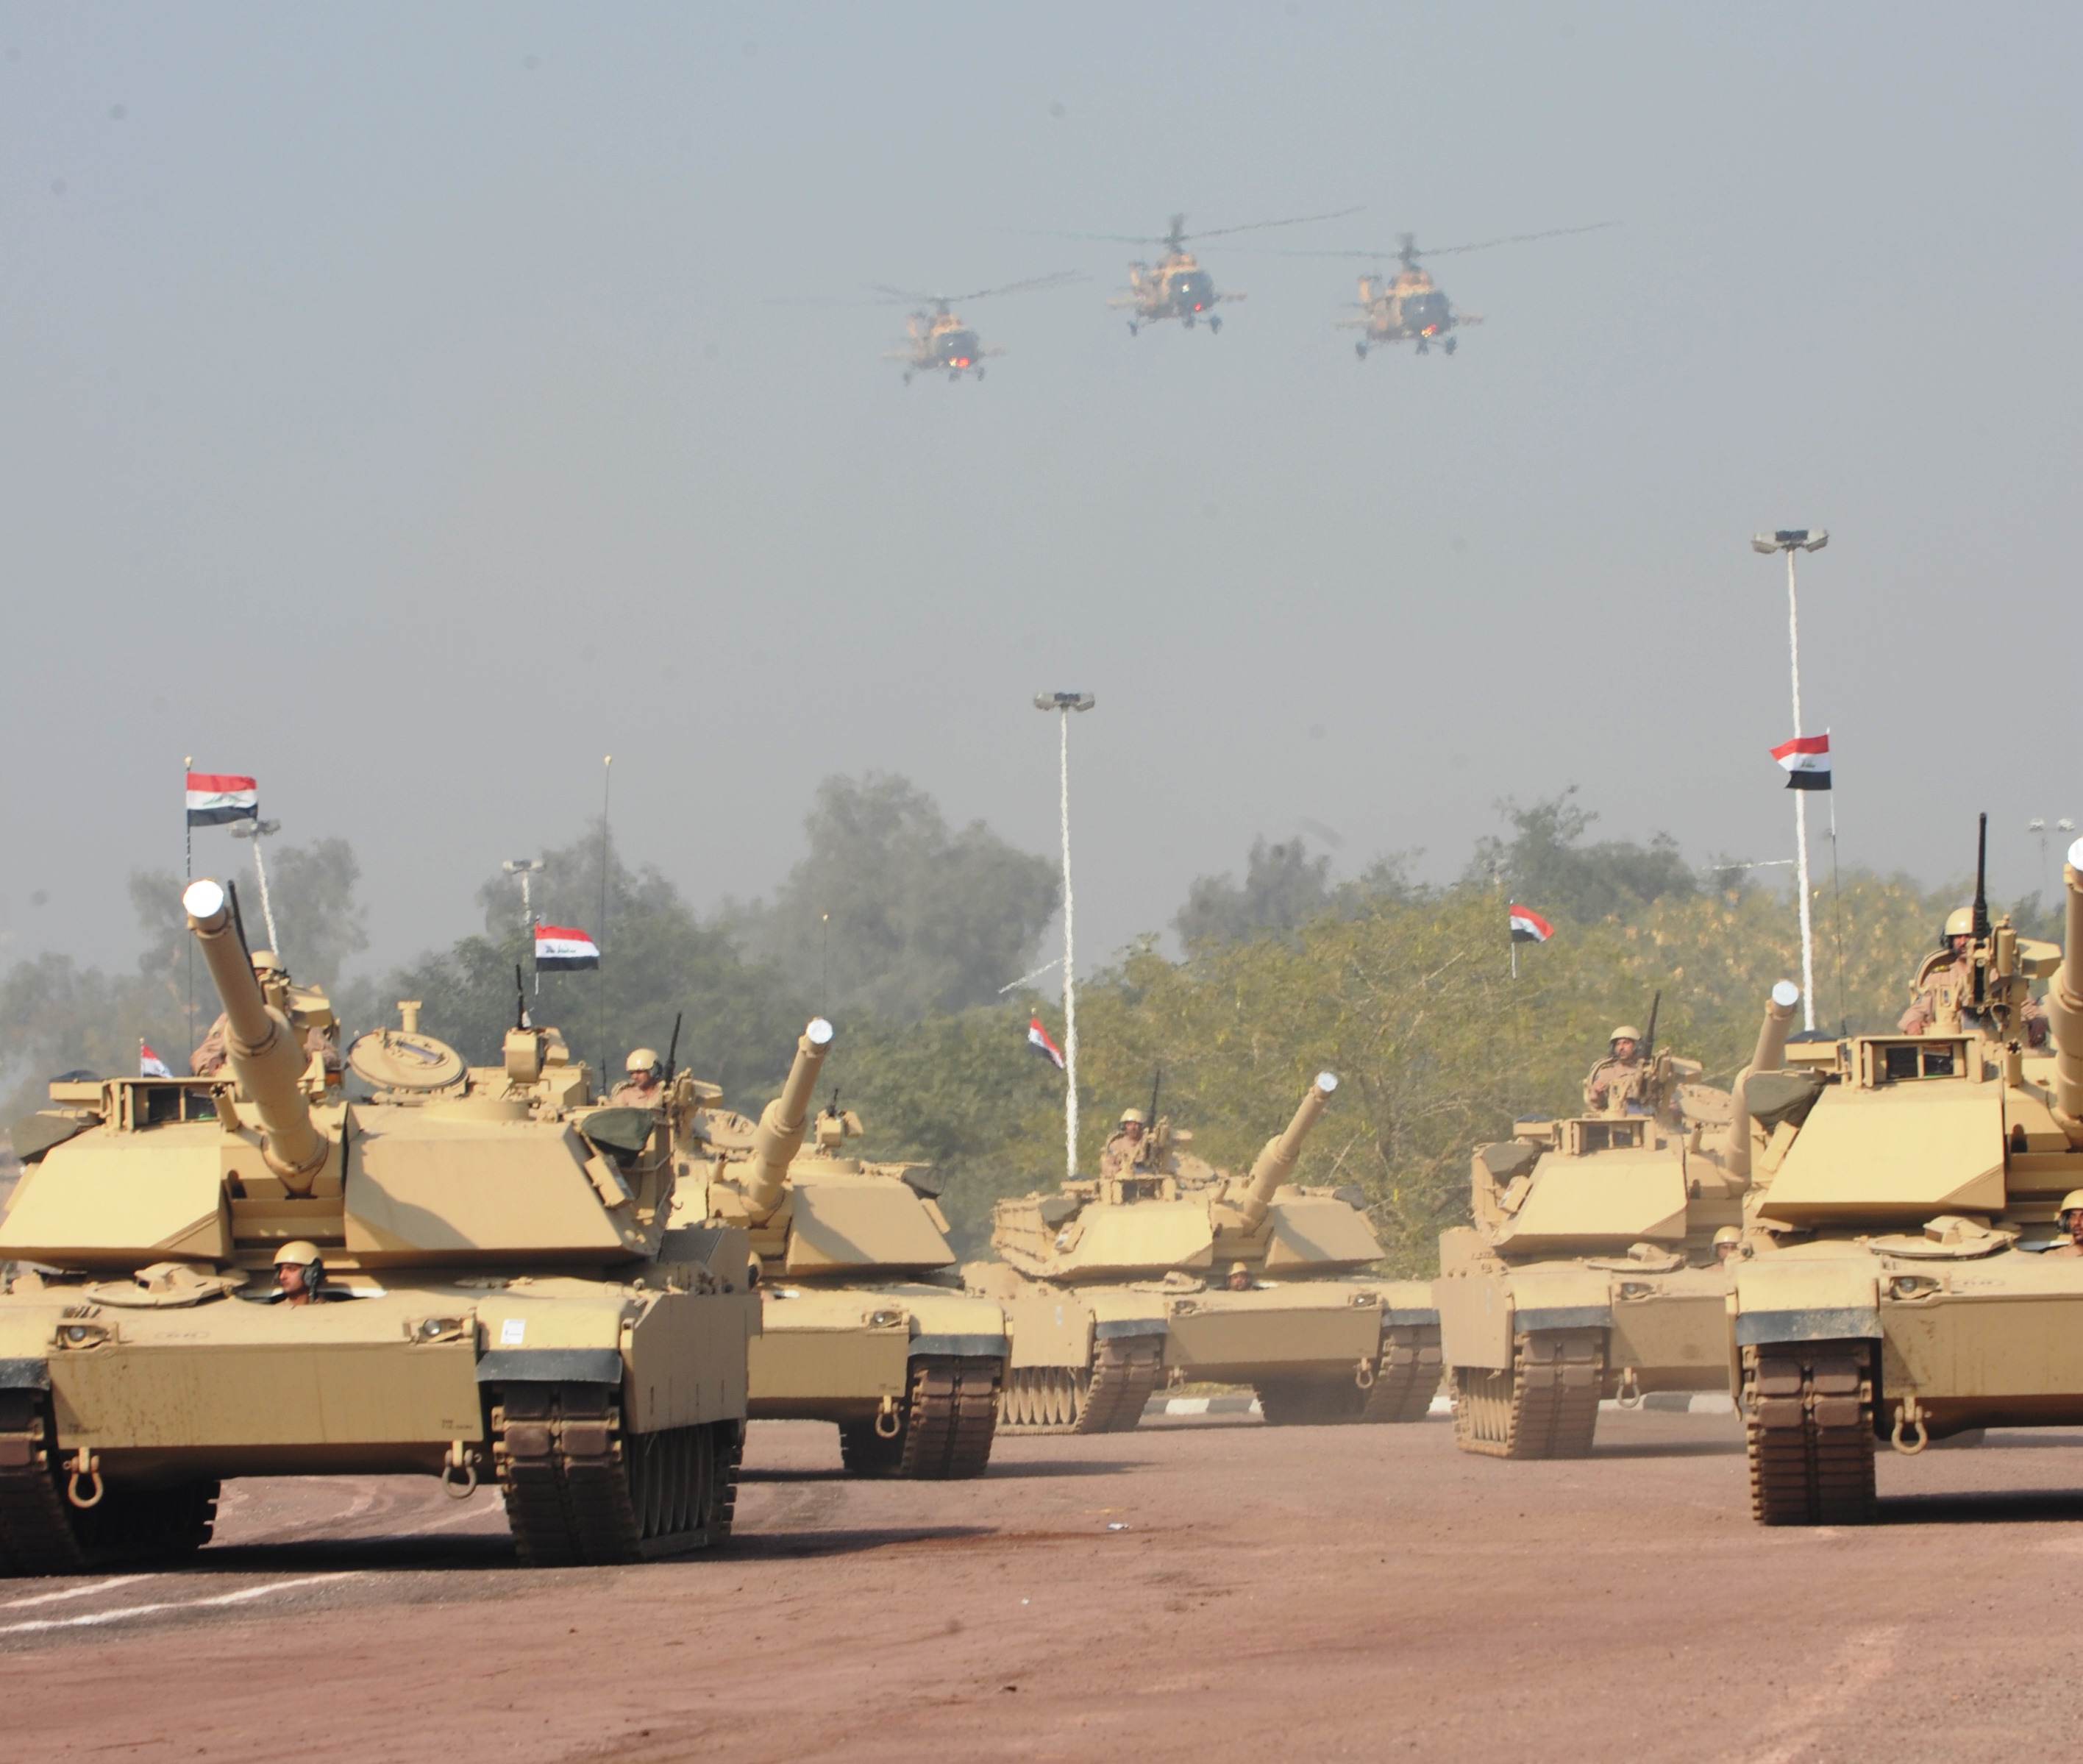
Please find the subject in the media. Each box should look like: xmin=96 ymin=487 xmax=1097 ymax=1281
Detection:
xmin=2045 ymin=847 xmax=2083 ymax=1136
xmin=743 ymin=1018 xmax=836 ymax=1217
xmin=1726 ymin=981 xmax=1801 ymax=1183
xmin=1237 ymin=1073 xmax=1337 ymax=1231
xmin=183 ymin=878 xmax=329 ymax=1191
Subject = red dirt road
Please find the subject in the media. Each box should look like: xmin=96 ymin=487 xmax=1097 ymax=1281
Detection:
xmin=5 ymin=1409 xmax=2083 ymax=1763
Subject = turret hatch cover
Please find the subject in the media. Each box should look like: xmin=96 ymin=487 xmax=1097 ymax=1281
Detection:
xmin=346 ymin=1028 xmax=466 ymax=1092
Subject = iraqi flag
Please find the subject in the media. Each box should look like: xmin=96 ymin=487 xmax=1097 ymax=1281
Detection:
xmin=139 ymin=1040 xmax=172 ymax=1078
xmin=1026 ymin=1015 xmax=1066 ymax=1070
xmin=1770 ymin=733 xmax=1831 ymax=790
xmin=185 ymin=772 xmax=258 ymax=826
xmin=1508 ymin=904 xmax=1554 ymax=945
xmin=534 ymin=922 xmax=600 ymax=971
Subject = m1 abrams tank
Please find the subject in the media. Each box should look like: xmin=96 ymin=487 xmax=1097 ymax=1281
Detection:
xmin=0 ymin=880 xmax=756 ymax=1574
xmin=966 ymin=1074 xmax=1436 ymax=1432
xmin=1726 ymin=828 xmax=2083 ymax=1525
xmin=1436 ymin=1014 xmax=1752 ymax=1460
xmin=687 ymin=1020 xmax=1007 ymax=1479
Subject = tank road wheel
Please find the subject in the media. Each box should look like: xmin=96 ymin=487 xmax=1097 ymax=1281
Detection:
xmin=492 ymin=1382 xmax=739 ymax=1565
xmin=1362 ymin=1324 xmax=1444 ymax=1424
xmin=1255 ymin=1376 xmax=1368 ymax=1426
xmin=998 ymin=1365 xmax=1089 ymax=1434
xmin=1742 ymin=1342 xmax=1877 ymax=1526
xmin=1450 ymin=1329 xmax=1605 ymax=1459
xmin=1072 ymin=1335 xmax=1163 ymax=1434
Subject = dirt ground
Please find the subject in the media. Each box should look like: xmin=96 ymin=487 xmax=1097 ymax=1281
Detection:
xmin=5 ymin=1407 xmax=2083 ymax=1763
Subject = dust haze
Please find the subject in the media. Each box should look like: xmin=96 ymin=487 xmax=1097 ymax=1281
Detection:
xmin=2 ymin=3 xmax=2078 ymax=987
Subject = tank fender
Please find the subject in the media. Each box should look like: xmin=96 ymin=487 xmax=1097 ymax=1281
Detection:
xmin=901 ymin=1290 xmax=1010 ymax=1362
xmin=1508 ymin=1265 xmax=1614 ymax=1334
xmin=0 ymin=1357 xmax=51 ymax=1391
xmin=1731 ymin=1258 xmax=1881 ymax=1348
xmin=475 ymin=1347 xmax=623 ymax=1386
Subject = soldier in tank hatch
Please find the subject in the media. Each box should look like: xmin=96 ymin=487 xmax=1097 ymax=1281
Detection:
xmin=1098 ymin=1107 xmax=1148 ymax=1177
xmin=1899 ymin=907 xmax=2049 ymax=1044
xmin=608 ymin=1048 xmax=665 ymax=1108
xmin=1584 ymin=1026 xmax=1648 ymax=1113
xmin=2045 ymin=1192 xmax=2083 ymax=1259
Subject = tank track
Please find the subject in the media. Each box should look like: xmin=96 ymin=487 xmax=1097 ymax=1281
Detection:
xmin=1362 ymin=1323 xmax=1443 ymax=1424
xmin=0 ymin=1393 xmax=218 ymax=1577
xmin=1072 ymin=1336 xmax=1162 ymax=1434
xmin=492 ymin=1381 xmax=739 ymax=1565
xmin=838 ymin=1354 xmax=1001 ymax=1478
xmin=1742 ymin=1340 xmax=1876 ymax=1526
xmin=997 ymin=1365 xmax=1089 ymax=1434
xmin=1450 ymin=1328 xmax=1605 ymax=1459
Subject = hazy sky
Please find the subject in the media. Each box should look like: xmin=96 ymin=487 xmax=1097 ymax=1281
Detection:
xmin=4 ymin=2 xmax=2078 ymax=984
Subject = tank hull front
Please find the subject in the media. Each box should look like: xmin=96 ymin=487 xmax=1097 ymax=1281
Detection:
xmin=0 ymin=1270 xmax=757 ymax=1571
xmin=746 ymin=1280 xmax=1005 ymax=1478
xmin=1436 ymin=1253 xmax=1731 ymax=1459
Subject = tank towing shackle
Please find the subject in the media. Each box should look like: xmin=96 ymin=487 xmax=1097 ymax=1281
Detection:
xmin=1238 ymin=1073 xmax=1338 ymax=1231
xmin=184 ymin=878 xmax=330 ymax=1193
xmin=743 ymin=1019 xmax=836 ymax=1217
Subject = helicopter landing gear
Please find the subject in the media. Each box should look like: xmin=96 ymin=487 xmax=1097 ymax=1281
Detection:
xmin=1415 ymin=338 xmax=1430 ymax=355
xmin=1443 ymin=335 xmax=1456 ymax=355
xmin=1208 ymin=315 xmax=1221 ymax=334
xmin=947 ymin=369 xmax=961 ymax=383
xmin=902 ymin=371 xmax=913 ymax=385
xmin=1126 ymin=320 xmax=1139 ymax=337
xmin=975 ymin=366 xmax=985 ymax=382
xmin=1183 ymin=314 xmax=1195 ymax=329
xmin=1355 ymin=341 xmax=1369 ymax=360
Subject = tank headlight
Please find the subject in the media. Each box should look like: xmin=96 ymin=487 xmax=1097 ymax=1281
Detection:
xmin=1348 ymin=1290 xmax=1379 ymax=1306
xmin=866 ymin=1309 xmax=904 ymax=1329
xmin=412 ymin=1316 xmax=469 ymax=1342
xmin=56 ymin=1322 xmax=110 ymax=1348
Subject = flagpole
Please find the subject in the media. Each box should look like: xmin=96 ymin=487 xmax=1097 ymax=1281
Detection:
xmin=1034 ymin=691 xmax=1094 ymax=1181
xmin=598 ymin=755 xmax=612 ymax=1088
xmin=184 ymin=755 xmax=195 ymax=1069
xmin=1786 ymin=547 xmax=1817 ymax=1032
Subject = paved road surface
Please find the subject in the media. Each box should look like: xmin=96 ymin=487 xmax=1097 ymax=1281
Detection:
xmin=4 ymin=1409 xmax=2082 ymax=1762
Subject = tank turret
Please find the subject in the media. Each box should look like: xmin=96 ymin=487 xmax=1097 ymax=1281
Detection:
xmin=182 ymin=878 xmax=329 ymax=1192
xmin=1235 ymin=1072 xmax=1336 ymax=1230
xmin=741 ymin=1018 xmax=834 ymax=1218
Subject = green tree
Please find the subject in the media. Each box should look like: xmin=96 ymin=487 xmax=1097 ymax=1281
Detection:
xmin=727 ymin=773 xmax=1060 ymax=1023
xmin=1174 ymin=837 xmax=1333 ymax=947
xmin=354 ymin=824 xmax=807 ymax=1114
xmin=1465 ymin=790 xmax=1698 ymax=925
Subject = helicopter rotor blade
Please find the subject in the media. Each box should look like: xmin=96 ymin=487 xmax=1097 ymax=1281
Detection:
xmin=957 ymin=270 xmax=1089 ymax=302
xmin=983 ymin=227 xmax=1166 ymax=246
xmin=1413 ymin=221 xmax=1619 ymax=258
xmin=1178 ymin=206 xmax=1364 ymax=243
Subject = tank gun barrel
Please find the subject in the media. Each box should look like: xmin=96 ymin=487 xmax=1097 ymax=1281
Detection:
xmin=1726 ymin=981 xmax=1801 ymax=1183
xmin=1237 ymin=1073 xmax=1337 ymax=1230
xmin=2046 ymin=847 xmax=2083 ymax=1134
xmin=183 ymin=878 xmax=329 ymax=1191
xmin=743 ymin=1018 xmax=836 ymax=1217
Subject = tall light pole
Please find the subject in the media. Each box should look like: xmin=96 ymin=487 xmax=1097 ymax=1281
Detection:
xmin=1753 ymin=529 xmax=1828 ymax=1031
xmin=2029 ymin=819 xmax=2076 ymax=911
xmin=1035 ymin=691 xmax=1095 ymax=1178
xmin=229 ymin=817 xmax=284 ymax=955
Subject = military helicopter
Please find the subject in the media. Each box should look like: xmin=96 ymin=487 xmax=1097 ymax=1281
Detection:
xmin=1019 ymin=210 xmax=1359 ymax=335
xmin=1256 ymin=223 xmax=1613 ymax=359
xmin=868 ymin=271 xmax=1083 ymax=383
